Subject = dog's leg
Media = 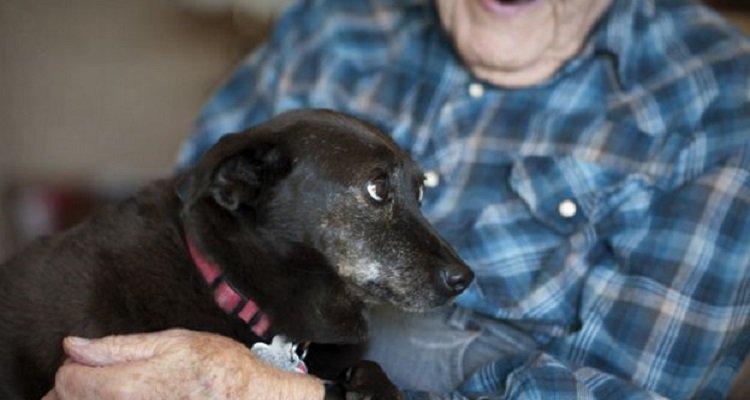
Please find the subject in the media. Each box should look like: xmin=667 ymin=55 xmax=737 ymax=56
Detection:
xmin=305 ymin=342 xmax=367 ymax=380
xmin=324 ymin=360 xmax=404 ymax=400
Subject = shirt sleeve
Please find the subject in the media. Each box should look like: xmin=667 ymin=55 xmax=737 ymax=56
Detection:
xmin=406 ymin=85 xmax=750 ymax=399
xmin=405 ymin=352 xmax=669 ymax=399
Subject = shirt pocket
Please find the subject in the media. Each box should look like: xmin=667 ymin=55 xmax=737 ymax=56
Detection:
xmin=466 ymin=156 xmax=628 ymax=328
xmin=507 ymin=157 xmax=592 ymax=235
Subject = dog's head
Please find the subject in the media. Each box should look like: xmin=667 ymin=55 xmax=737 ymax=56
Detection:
xmin=183 ymin=109 xmax=473 ymax=315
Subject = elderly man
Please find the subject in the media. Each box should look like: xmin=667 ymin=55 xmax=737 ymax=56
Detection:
xmin=49 ymin=0 xmax=750 ymax=398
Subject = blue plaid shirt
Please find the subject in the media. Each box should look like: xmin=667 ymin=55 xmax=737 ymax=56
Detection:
xmin=178 ymin=0 xmax=750 ymax=398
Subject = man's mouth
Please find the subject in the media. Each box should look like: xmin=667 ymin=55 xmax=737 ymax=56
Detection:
xmin=479 ymin=0 xmax=541 ymax=15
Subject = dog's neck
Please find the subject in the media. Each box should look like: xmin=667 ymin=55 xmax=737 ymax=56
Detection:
xmin=186 ymin=236 xmax=272 ymax=340
xmin=180 ymin=200 xmax=370 ymax=344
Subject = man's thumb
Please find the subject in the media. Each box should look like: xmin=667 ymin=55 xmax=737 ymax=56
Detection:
xmin=63 ymin=330 xmax=177 ymax=366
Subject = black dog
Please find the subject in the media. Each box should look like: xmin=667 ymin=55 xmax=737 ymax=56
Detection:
xmin=0 ymin=109 xmax=473 ymax=399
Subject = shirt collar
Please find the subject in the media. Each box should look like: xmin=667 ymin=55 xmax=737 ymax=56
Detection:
xmin=579 ymin=0 xmax=653 ymax=89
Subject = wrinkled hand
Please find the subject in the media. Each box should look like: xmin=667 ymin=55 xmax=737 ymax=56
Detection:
xmin=42 ymin=329 xmax=324 ymax=400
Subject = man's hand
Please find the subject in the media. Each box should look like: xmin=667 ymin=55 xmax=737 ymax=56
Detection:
xmin=42 ymin=329 xmax=325 ymax=400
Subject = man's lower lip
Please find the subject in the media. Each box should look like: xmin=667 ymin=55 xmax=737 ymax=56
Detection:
xmin=478 ymin=0 xmax=540 ymax=15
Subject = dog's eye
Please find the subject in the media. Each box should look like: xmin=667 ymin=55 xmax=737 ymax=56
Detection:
xmin=367 ymin=178 xmax=389 ymax=203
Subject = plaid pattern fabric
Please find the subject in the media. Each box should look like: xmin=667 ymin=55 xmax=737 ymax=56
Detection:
xmin=178 ymin=0 xmax=750 ymax=398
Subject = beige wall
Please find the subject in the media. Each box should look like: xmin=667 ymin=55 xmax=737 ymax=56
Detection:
xmin=0 ymin=0 xmax=272 ymax=258
xmin=0 ymin=0 xmax=246 ymax=182
xmin=725 ymin=11 xmax=750 ymax=33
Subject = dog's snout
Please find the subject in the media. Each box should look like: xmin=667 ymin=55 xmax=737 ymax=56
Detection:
xmin=437 ymin=265 xmax=474 ymax=295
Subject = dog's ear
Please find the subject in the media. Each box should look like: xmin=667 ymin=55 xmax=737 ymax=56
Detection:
xmin=209 ymin=143 xmax=291 ymax=212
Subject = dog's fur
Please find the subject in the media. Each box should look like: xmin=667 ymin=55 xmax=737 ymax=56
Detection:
xmin=0 ymin=109 xmax=473 ymax=399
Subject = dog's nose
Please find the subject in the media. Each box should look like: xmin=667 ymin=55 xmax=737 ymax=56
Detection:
xmin=437 ymin=265 xmax=474 ymax=295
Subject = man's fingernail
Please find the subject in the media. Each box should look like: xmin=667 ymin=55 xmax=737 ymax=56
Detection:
xmin=67 ymin=337 xmax=91 ymax=347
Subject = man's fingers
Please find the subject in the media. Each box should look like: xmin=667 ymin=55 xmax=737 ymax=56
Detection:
xmin=54 ymin=360 xmax=154 ymax=399
xmin=63 ymin=329 xmax=186 ymax=366
xmin=55 ymin=363 xmax=108 ymax=399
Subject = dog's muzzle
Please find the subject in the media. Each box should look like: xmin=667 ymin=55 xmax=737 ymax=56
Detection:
xmin=435 ymin=263 xmax=474 ymax=296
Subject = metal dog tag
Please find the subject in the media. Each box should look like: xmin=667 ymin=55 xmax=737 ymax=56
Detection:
xmin=251 ymin=335 xmax=308 ymax=374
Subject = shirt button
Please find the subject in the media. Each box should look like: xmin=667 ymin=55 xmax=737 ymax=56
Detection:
xmin=558 ymin=199 xmax=578 ymax=219
xmin=424 ymin=170 xmax=440 ymax=188
xmin=468 ymin=82 xmax=484 ymax=98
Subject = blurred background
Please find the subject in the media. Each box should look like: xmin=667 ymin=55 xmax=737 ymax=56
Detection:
xmin=0 ymin=0 xmax=293 ymax=259
xmin=0 ymin=0 xmax=749 ymax=261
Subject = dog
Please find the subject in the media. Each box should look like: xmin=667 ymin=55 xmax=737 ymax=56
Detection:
xmin=0 ymin=109 xmax=473 ymax=399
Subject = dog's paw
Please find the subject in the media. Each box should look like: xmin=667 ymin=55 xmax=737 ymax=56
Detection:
xmin=331 ymin=360 xmax=403 ymax=400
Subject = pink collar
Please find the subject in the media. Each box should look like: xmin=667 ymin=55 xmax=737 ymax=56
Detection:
xmin=186 ymin=237 xmax=271 ymax=339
